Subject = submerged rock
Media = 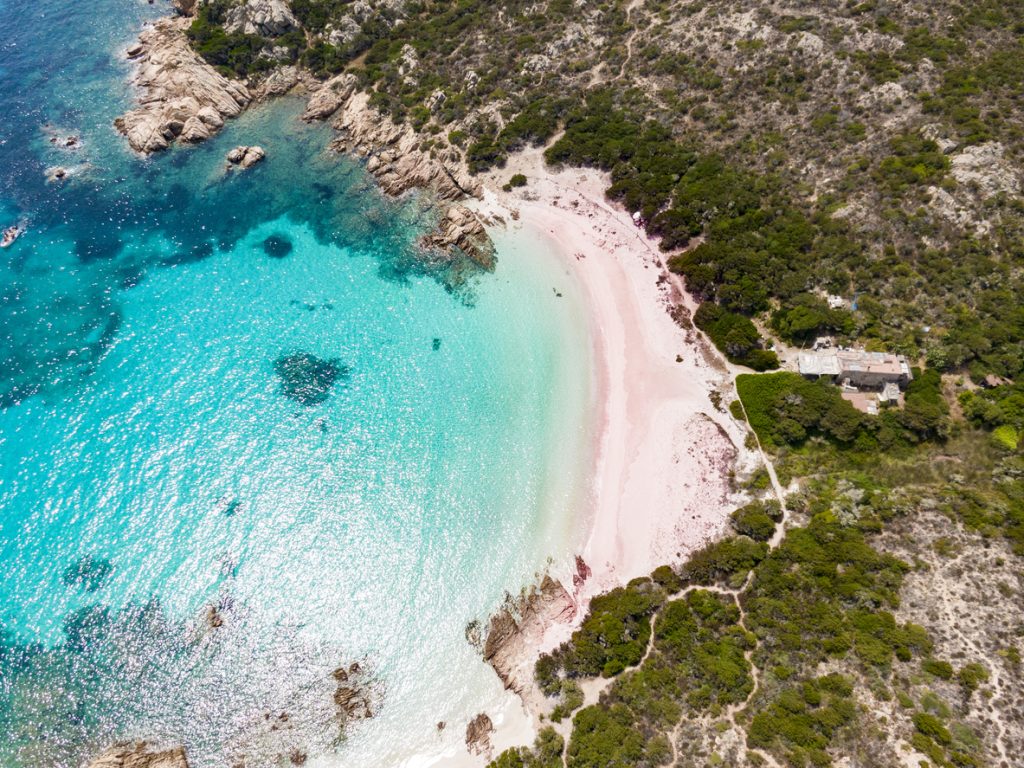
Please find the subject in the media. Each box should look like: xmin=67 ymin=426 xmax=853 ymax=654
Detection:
xmin=331 ymin=662 xmax=375 ymax=722
xmin=262 ymin=234 xmax=293 ymax=258
xmin=87 ymin=742 xmax=188 ymax=768
xmin=274 ymin=353 xmax=348 ymax=406
xmin=45 ymin=166 xmax=68 ymax=183
xmin=61 ymin=555 xmax=114 ymax=593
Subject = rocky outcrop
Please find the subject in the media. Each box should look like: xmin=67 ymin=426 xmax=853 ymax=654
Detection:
xmin=170 ymin=0 xmax=198 ymax=15
xmin=419 ymin=205 xmax=495 ymax=270
xmin=950 ymin=142 xmax=1021 ymax=198
xmin=227 ymin=145 xmax=266 ymax=169
xmin=114 ymin=17 xmax=250 ymax=154
xmin=301 ymin=73 xmax=358 ymax=121
xmin=465 ymin=713 xmax=495 ymax=757
xmin=305 ymin=74 xmax=481 ymax=203
xmin=301 ymin=74 xmax=492 ymax=269
xmin=331 ymin=662 xmax=375 ymax=722
xmin=224 ymin=0 xmax=299 ymax=36
xmin=87 ymin=742 xmax=189 ymax=768
xmin=252 ymin=65 xmax=302 ymax=101
xmin=481 ymin=573 xmax=580 ymax=696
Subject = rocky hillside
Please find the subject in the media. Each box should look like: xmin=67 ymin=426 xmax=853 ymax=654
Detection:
xmin=171 ymin=0 xmax=1024 ymax=383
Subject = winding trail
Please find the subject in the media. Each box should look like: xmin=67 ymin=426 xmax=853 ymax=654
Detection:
xmin=614 ymin=0 xmax=646 ymax=82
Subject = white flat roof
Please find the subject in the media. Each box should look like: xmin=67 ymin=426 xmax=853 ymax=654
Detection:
xmin=798 ymin=351 xmax=841 ymax=376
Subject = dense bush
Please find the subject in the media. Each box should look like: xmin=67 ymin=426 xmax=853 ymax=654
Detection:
xmin=694 ymin=303 xmax=779 ymax=371
xmin=653 ymin=590 xmax=754 ymax=709
xmin=731 ymin=500 xmax=780 ymax=542
xmin=566 ymin=704 xmax=669 ymax=768
xmin=536 ymin=578 xmax=666 ymax=683
xmin=736 ymin=373 xmax=867 ymax=448
xmin=747 ymin=674 xmax=857 ymax=766
xmin=187 ymin=4 xmax=280 ymax=77
xmin=736 ymin=370 xmax=949 ymax=452
xmin=744 ymin=514 xmax=924 ymax=672
xmin=681 ymin=536 xmax=769 ymax=587
xmin=487 ymin=727 xmax=564 ymax=768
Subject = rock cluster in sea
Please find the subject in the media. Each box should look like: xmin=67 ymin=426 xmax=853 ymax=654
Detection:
xmin=226 ymin=145 xmax=266 ymax=169
xmin=116 ymin=7 xmax=496 ymax=269
xmin=114 ymin=18 xmax=250 ymax=154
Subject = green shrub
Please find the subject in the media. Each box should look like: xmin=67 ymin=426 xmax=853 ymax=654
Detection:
xmin=538 ymin=579 xmax=666 ymax=680
xmin=922 ymin=658 xmax=955 ymax=680
xmin=913 ymin=712 xmax=952 ymax=745
xmin=488 ymin=727 xmax=564 ymax=768
xmin=957 ymin=662 xmax=989 ymax=692
xmin=731 ymin=501 xmax=779 ymax=542
xmin=682 ymin=536 xmax=769 ymax=586
xmin=694 ymin=303 xmax=779 ymax=370
xmin=747 ymin=675 xmax=857 ymax=763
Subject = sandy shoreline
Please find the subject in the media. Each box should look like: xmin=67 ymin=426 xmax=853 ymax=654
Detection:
xmin=478 ymin=148 xmax=756 ymax=595
xmin=421 ymin=148 xmax=760 ymax=765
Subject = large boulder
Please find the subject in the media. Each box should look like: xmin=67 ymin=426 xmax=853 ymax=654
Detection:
xmin=224 ymin=0 xmax=299 ymax=36
xmin=227 ymin=145 xmax=266 ymax=169
xmin=302 ymin=74 xmax=358 ymax=122
xmin=171 ymin=0 xmax=199 ymax=15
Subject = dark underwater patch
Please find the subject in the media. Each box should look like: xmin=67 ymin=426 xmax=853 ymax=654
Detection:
xmin=119 ymin=266 xmax=146 ymax=290
xmin=274 ymin=352 xmax=349 ymax=406
xmin=162 ymin=241 xmax=214 ymax=266
xmin=262 ymin=235 xmax=293 ymax=259
xmin=62 ymin=604 xmax=111 ymax=651
xmin=61 ymin=555 xmax=114 ymax=593
xmin=74 ymin=235 xmax=123 ymax=263
xmin=432 ymin=338 xmax=442 ymax=351
xmin=311 ymin=182 xmax=335 ymax=201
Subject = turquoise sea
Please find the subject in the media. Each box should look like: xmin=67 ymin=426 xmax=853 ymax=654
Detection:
xmin=0 ymin=2 xmax=593 ymax=765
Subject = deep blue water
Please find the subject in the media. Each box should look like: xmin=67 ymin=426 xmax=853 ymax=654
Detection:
xmin=0 ymin=2 xmax=592 ymax=766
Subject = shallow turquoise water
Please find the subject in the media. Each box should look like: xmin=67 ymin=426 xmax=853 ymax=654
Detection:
xmin=0 ymin=2 xmax=592 ymax=765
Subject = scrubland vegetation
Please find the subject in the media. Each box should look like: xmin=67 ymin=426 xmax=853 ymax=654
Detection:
xmin=179 ymin=3 xmax=1024 ymax=765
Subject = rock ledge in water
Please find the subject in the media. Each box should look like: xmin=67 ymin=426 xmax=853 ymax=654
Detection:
xmin=87 ymin=742 xmax=189 ymax=768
